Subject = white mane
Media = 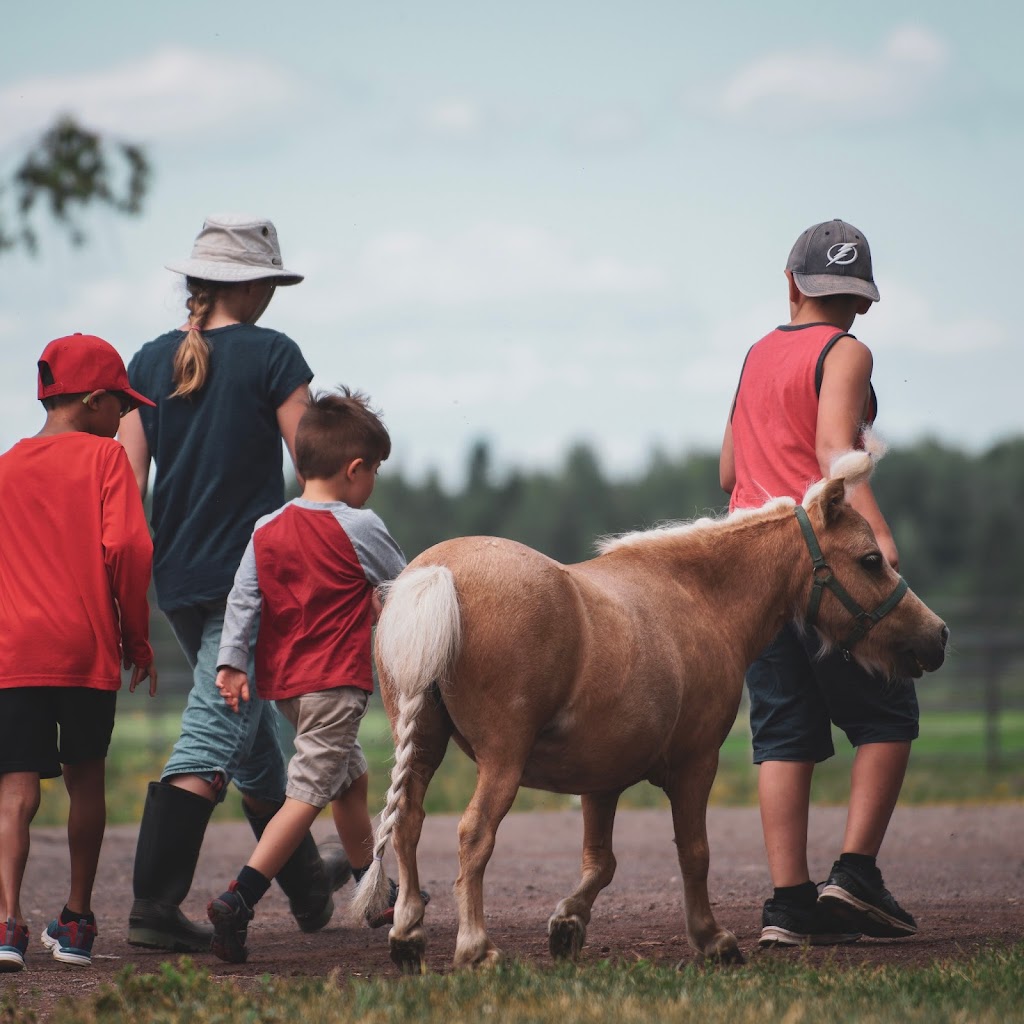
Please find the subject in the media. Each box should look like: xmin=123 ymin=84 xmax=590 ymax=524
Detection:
xmin=801 ymin=427 xmax=886 ymax=507
xmin=597 ymin=496 xmax=794 ymax=555
xmin=600 ymin=430 xmax=888 ymax=557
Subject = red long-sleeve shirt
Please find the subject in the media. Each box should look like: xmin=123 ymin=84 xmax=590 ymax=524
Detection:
xmin=0 ymin=432 xmax=153 ymax=689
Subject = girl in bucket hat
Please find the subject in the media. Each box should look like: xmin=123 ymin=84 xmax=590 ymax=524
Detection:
xmin=118 ymin=215 xmax=350 ymax=952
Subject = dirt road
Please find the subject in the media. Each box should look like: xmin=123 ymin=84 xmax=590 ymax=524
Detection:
xmin=7 ymin=805 xmax=1022 ymax=1018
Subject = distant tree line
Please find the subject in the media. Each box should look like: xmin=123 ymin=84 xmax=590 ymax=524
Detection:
xmin=368 ymin=436 xmax=1024 ymax=632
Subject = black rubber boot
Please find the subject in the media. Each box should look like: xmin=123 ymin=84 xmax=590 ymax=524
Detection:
xmin=242 ymin=802 xmax=352 ymax=933
xmin=128 ymin=781 xmax=215 ymax=951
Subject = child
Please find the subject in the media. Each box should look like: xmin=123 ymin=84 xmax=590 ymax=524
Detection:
xmin=206 ymin=388 xmax=424 ymax=963
xmin=720 ymin=219 xmax=919 ymax=947
xmin=119 ymin=214 xmax=349 ymax=952
xmin=0 ymin=334 xmax=158 ymax=972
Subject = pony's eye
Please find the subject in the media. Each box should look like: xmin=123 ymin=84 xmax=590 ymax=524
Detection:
xmin=860 ymin=553 xmax=884 ymax=572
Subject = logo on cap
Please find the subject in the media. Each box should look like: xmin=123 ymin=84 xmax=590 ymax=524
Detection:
xmin=826 ymin=243 xmax=858 ymax=267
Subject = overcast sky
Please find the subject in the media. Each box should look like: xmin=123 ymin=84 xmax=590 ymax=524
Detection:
xmin=2 ymin=1 xmax=1020 ymax=485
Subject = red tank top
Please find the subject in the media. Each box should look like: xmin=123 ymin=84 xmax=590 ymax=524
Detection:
xmin=729 ymin=322 xmax=874 ymax=511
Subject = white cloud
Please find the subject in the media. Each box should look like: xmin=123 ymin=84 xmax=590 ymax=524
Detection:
xmin=420 ymin=98 xmax=485 ymax=140
xmin=712 ymin=25 xmax=948 ymax=122
xmin=0 ymin=48 xmax=300 ymax=148
xmin=871 ymin=280 xmax=1007 ymax=356
xmin=295 ymin=223 xmax=667 ymax=318
xmin=565 ymin=106 xmax=647 ymax=150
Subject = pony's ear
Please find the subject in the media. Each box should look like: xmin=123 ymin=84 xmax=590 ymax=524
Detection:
xmin=817 ymin=477 xmax=847 ymax=527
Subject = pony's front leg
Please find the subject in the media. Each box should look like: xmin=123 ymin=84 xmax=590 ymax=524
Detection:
xmin=548 ymin=791 xmax=620 ymax=960
xmin=453 ymin=762 xmax=522 ymax=969
xmin=665 ymin=758 xmax=744 ymax=965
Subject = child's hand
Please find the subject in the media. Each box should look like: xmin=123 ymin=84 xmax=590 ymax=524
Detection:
xmin=128 ymin=660 xmax=158 ymax=697
xmin=216 ymin=667 xmax=250 ymax=713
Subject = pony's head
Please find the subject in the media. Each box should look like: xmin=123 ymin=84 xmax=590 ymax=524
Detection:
xmin=798 ymin=443 xmax=947 ymax=680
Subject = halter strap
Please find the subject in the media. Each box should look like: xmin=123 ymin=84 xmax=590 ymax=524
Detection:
xmin=794 ymin=505 xmax=909 ymax=657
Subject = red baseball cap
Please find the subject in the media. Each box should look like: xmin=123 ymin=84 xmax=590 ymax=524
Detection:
xmin=37 ymin=333 xmax=155 ymax=409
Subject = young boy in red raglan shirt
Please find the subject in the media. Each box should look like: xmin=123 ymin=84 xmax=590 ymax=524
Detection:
xmin=0 ymin=334 xmax=158 ymax=972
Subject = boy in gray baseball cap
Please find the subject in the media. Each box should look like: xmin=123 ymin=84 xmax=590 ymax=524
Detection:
xmin=720 ymin=219 xmax=920 ymax=947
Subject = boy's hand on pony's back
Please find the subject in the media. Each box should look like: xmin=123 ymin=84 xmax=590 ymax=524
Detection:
xmin=126 ymin=658 xmax=159 ymax=696
xmin=216 ymin=667 xmax=250 ymax=712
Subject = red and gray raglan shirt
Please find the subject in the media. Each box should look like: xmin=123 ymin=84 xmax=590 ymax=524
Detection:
xmin=216 ymin=498 xmax=407 ymax=700
xmin=729 ymin=322 xmax=877 ymax=512
xmin=0 ymin=433 xmax=154 ymax=690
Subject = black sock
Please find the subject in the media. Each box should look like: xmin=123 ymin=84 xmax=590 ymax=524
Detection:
xmin=773 ymin=881 xmax=817 ymax=906
xmin=235 ymin=866 xmax=272 ymax=907
xmin=839 ymin=852 xmax=877 ymax=874
xmin=60 ymin=905 xmax=95 ymax=926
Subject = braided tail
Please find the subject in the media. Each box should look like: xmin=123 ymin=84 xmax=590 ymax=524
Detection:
xmin=351 ymin=565 xmax=461 ymax=925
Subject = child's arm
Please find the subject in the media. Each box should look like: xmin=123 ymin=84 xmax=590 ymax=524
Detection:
xmin=215 ymin=667 xmax=249 ymax=713
xmin=102 ymin=446 xmax=156 ymax=678
xmin=118 ymin=410 xmax=152 ymax=499
xmin=216 ymin=535 xmax=262 ymax=687
xmin=816 ymin=335 xmax=899 ymax=569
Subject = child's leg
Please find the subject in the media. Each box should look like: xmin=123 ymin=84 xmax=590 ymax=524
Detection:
xmin=330 ymin=771 xmax=373 ymax=869
xmin=62 ymin=759 xmax=106 ymax=916
xmin=757 ymin=760 xmax=814 ymax=886
xmin=208 ymin=797 xmax=320 ymax=964
xmin=842 ymin=740 xmax=911 ymax=855
xmin=246 ymin=798 xmax=321 ymax=881
xmin=0 ymin=773 xmax=41 ymax=923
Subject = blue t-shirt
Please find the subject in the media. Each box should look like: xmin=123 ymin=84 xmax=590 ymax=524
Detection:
xmin=127 ymin=324 xmax=313 ymax=612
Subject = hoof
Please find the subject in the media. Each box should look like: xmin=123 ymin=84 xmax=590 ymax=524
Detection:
xmin=704 ymin=931 xmax=745 ymax=965
xmin=453 ymin=944 xmax=502 ymax=970
xmin=390 ymin=936 xmax=425 ymax=974
xmin=548 ymin=915 xmax=586 ymax=961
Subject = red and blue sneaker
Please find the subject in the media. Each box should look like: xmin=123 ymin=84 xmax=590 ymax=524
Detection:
xmin=0 ymin=918 xmax=29 ymax=972
xmin=41 ymin=914 xmax=98 ymax=966
xmin=207 ymin=882 xmax=255 ymax=964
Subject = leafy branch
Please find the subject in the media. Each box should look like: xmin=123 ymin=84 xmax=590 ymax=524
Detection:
xmin=0 ymin=115 xmax=150 ymax=255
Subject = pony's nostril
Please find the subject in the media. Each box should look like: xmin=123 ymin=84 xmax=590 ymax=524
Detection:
xmin=940 ymin=624 xmax=950 ymax=647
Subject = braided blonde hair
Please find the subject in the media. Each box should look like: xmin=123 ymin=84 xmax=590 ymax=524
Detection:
xmin=170 ymin=278 xmax=217 ymax=398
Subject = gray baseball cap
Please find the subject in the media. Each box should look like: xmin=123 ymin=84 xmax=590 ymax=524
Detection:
xmin=786 ymin=219 xmax=879 ymax=303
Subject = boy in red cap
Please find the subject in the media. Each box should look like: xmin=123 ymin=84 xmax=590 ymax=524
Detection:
xmin=0 ymin=334 xmax=158 ymax=972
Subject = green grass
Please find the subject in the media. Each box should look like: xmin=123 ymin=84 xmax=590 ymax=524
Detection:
xmin=19 ymin=947 xmax=1024 ymax=1024
xmin=33 ymin=706 xmax=1024 ymax=827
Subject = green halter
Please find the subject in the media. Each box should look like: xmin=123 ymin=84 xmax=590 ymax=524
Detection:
xmin=793 ymin=504 xmax=908 ymax=659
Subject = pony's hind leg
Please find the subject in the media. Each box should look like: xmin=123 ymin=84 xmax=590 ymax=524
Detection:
xmin=548 ymin=791 xmax=620 ymax=960
xmin=665 ymin=757 xmax=744 ymax=965
xmin=387 ymin=698 xmax=452 ymax=973
xmin=452 ymin=760 xmax=523 ymax=969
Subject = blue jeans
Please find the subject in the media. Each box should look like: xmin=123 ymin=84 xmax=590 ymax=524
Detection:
xmin=160 ymin=600 xmax=286 ymax=804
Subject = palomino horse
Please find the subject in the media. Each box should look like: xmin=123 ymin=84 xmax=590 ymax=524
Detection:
xmin=353 ymin=449 xmax=948 ymax=971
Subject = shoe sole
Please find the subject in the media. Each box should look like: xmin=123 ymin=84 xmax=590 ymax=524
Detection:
xmin=207 ymin=901 xmax=250 ymax=964
xmin=818 ymin=885 xmax=917 ymax=938
xmin=127 ymin=926 xmax=212 ymax=952
xmin=759 ymin=925 xmax=861 ymax=948
xmin=41 ymin=932 xmax=92 ymax=966
xmin=0 ymin=951 xmax=26 ymax=972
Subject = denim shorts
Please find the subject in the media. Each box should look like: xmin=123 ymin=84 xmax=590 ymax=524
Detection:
xmin=160 ymin=600 xmax=286 ymax=804
xmin=275 ymin=687 xmax=369 ymax=808
xmin=746 ymin=623 xmax=920 ymax=764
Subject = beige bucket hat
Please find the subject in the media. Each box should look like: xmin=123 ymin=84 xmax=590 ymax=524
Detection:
xmin=166 ymin=213 xmax=304 ymax=285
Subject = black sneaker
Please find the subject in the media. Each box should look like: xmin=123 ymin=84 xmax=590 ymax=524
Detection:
xmin=207 ymin=882 xmax=255 ymax=963
xmin=818 ymin=860 xmax=917 ymax=938
xmin=759 ymin=896 xmax=862 ymax=947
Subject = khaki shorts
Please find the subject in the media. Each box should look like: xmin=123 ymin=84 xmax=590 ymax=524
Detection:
xmin=275 ymin=687 xmax=369 ymax=808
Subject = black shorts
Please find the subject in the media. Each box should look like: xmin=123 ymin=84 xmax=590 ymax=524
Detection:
xmin=746 ymin=623 xmax=919 ymax=764
xmin=0 ymin=687 xmax=117 ymax=778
